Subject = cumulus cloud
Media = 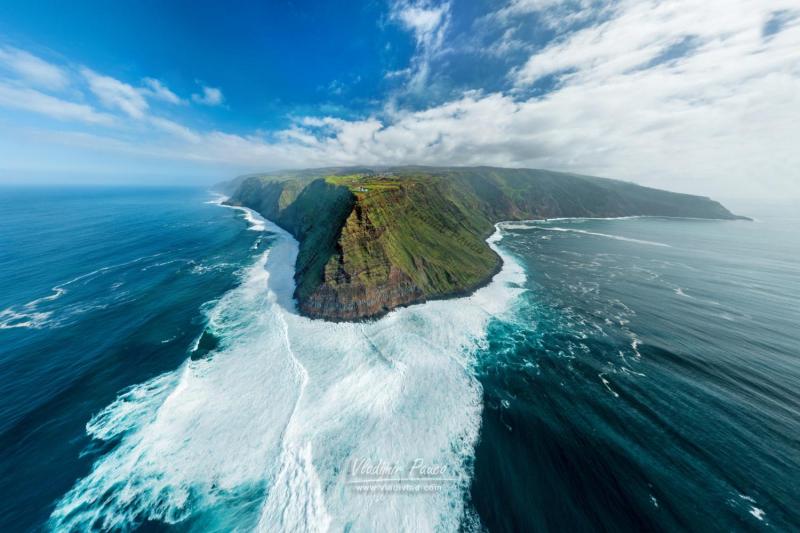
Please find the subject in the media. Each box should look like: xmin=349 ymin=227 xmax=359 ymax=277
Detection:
xmin=145 ymin=0 xmax=799 ymax=198
xmin=0 ymin=47 xmax=70 ymax=90
xmin=191 ymin=85 xmax=224 ymax=106
xmin=500 ymin=0 xmax=800 ymax=195
xmin=512 ymin=0 xmax=789 ymax=86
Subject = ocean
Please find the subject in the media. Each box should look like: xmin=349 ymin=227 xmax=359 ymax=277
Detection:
xmin=0 ymin=187 xmax=797 ymax=531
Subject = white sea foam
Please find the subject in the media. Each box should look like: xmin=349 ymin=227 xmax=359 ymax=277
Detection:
xmin=500 ymin=222 xmax=671 ymax=247
xmin=737 ymin=493 xmax=766 ymax=521
xmin=208 ymin=192 xmax=268 ymax=233
xmin=24 ymin=287 xmax=67 ymax=307
xmin=631 ymin=337 xmax=642 ymax=358
xmin=215 ymin=199 xmax=267 ymax=232
xmin=502 ymin=215 xmax=728 ymax=223
xmin=2 ymin=254 xmax=165 ymax=330
xmin=204 ymin=193 xmax=228 ymax=205
xmin=501 ymin=216 xmax=645 ymax=225
xmin=50 ymin=210 xmax=526 ymax=531
xmin=0 ymin=308 xmax=53 ymax=330
xmin=189 ymin=261 xmax=235 ymax=275
xmin=598 ymin=373 xmax=620 ymax=398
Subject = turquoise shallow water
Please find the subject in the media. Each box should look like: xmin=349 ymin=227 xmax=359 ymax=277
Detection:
xmin=0 ymin=188 xmax=798 ymax=531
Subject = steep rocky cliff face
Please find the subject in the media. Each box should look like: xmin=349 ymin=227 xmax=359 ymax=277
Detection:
xmin=295 ymin=181 xmax=500 ymax=320
xmin=225 ymin=175 xmax=356 ymax=306
xmin=224 ymin=166 xmax=744 ymax=321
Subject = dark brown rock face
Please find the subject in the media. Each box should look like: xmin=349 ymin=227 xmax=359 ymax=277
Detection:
xmin=298 ymin=266 xmax=425 ymax=321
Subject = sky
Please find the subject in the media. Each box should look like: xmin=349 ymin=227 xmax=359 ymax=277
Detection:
xmin=0 ymin=0 xmax=798 ymax=199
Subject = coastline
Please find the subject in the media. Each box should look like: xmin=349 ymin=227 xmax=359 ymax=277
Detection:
xmin=313 ymin=228 xmax=507 ymax=324
xmin=216 ymin=194 xmax=521 ymax=323
xmin=218 ymin=192 xmax=748 ymax=323
xmin=217 ymin=166 xmax=746 ymax=322
xmin=380 ymin=211 xmax=753 ymax=317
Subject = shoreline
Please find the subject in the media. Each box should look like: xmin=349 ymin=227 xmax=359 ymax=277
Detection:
xmin=283 ymin=212 xmax=749 ymax=323
xmin=220 ymin=195 xmax=750 ymax=323
xmin=312 ymin=227 xmax=508 ymax=324
xmin=217 ymin=191 xmax=748 ymax=323
xmin=216 ymin=194 xmax=520 ymax=323
xmin=290 ymin=211 xmax=752 ymax=323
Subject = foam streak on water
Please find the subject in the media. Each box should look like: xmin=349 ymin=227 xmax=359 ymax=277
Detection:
xmin=50 ymin=209 xmax=525 ymax=531
xmin=498 ymin=222 xmax=671 ymax=247
xmin=0 ymin=253 xmax=165 ymax=330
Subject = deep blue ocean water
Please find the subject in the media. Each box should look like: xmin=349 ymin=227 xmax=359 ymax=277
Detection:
xmin=470 ymin=214 xmax=800 ymax=532
xmin=0 ymin=188 xmax=797 ymax=531
xmin=0 ymin=187 xmax=261 ymax=531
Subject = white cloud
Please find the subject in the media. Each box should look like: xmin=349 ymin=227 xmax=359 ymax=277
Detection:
xmin=390 ymin=1 xmax=451 ymax=92
xmin=191 ymin=86 xmax=224 ymax=106
xmin=141 ymin=78 xmax=183 ymax=104
xmin=0 ymin=82 xmax=114 ymax=124
xmin=149 ymin=117 xmax=201 ymax=143
xmin=396 ymin=3 xmax=448 ymax=36
xmin=82 ymin=68 xmax=149 ymax=118
xmin=494 ymin=0 xmax=800 ymax=197
xmin=3 ymin=1 xmax=799 ymax=200
xmin=146 ymin=0 xmax=798 ymax=198
xmin=495 ymin=0 xmax=610 ymax=31
xmin=511 ymin=0 xmax=800 ymax=87
xmin=0 ymin=47 xmax=70 ymax=90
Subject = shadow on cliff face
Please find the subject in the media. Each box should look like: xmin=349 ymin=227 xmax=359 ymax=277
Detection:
xmin=279 ymin=179 xmax=355 ymax=304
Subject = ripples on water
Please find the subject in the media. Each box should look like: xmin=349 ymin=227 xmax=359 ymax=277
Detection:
xmin=0 ymin=188 xmax=256 ymax=530
xmin=1 ymin=188 xmax=798 ymax=531
xmin=469 ymin=217 xmax=800 ymax=531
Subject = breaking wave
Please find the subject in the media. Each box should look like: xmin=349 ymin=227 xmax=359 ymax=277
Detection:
xmin=49 ymin=208 xmax=525 ymax=531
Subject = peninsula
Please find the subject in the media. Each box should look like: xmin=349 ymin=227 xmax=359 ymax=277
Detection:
xmin=220 ymin=166 xmax=744 ymax=321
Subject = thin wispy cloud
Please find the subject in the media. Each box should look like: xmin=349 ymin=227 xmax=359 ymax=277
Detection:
xmin=0 ymin=47 xmax=70 ymax=90
xmin=0 ymin=82 xmax=114 ymax=124
xmin=390 ymin=0 xmax=451 ymax=92
xmin=82 ymin=68 xmax=149 ymax=119
xmin=142 ymin=78 xmax=184 ymax=105
xmin=496 ymin=0 xmax=609 ymax=30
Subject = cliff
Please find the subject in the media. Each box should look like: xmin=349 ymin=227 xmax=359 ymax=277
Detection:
xmin=223 ymin=166 xmax=745 ymax=321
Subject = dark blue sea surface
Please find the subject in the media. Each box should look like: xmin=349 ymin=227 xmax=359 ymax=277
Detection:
xmin=0 ymin=188 xmax=798 ymax=531
xmin=0 ymin=187 xmax=261 ymax=531
xmin=469 ymin=214 xmax=800 ymax=531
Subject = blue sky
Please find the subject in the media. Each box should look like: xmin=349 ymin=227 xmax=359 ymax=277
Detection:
xmin=0 ymin=0 xmax=798 ymax=198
